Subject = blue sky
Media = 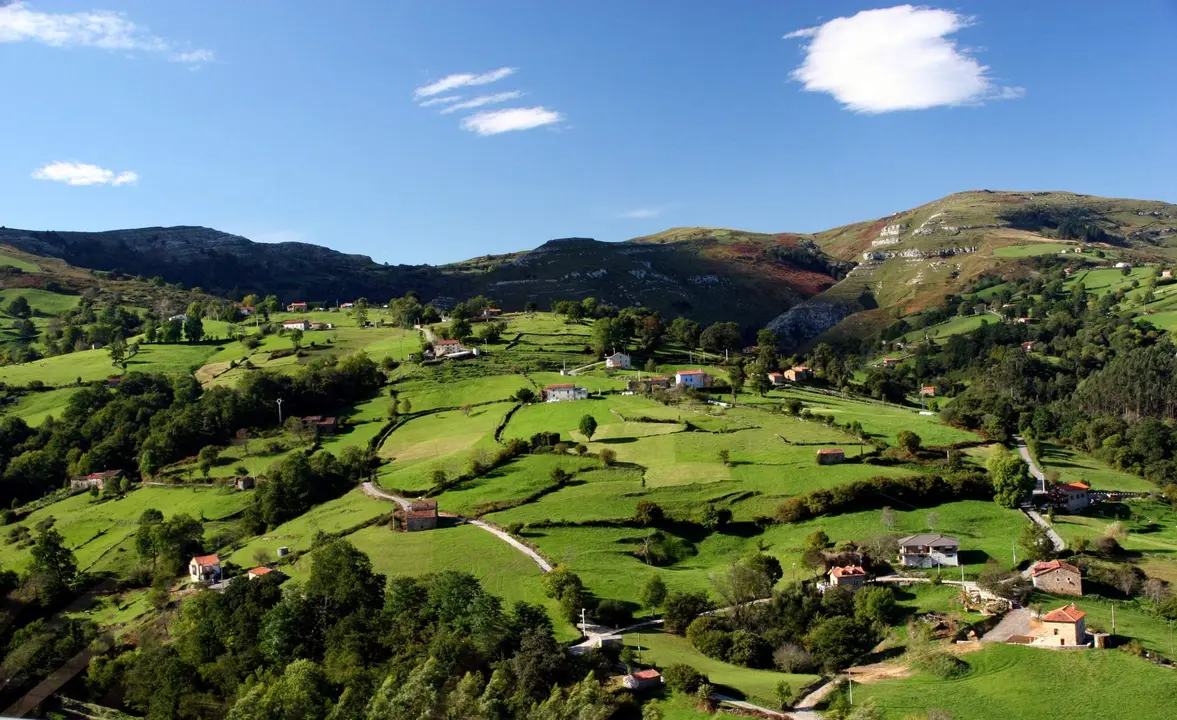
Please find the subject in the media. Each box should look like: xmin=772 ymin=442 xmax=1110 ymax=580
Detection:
xmin=2 ymin=1 xmax=1176 ymax=265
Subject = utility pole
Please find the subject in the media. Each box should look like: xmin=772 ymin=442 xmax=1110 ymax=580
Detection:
xmin=276 ymin=397 xmax=284 ymax=425
xmin=847 ymin=668 xmax=853 ymax=705
xmin=1111 ymin=602 xmax=1116 ymax=634
xmin=1012 ymin=539 xmax=1017 ymax=566
xmin=580 ymin=607 xmax=587 ymax=636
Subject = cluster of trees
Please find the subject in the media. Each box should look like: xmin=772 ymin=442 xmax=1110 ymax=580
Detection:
xmin=243 ymin=447 xmax=377 ymax=531
xmin=90 ymin=541 xmax=623 ymax=720
xmin=1 ymin=291 xmax=144 ymax=366
xmin=0 ymin=352 xmax=383 ymax=505
xmin=774 ymin=471 xmax=992 ymax=523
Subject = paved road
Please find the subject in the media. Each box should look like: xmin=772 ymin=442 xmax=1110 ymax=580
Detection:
xmin=361 ymin=481 xmax=411 ymax=510
xmin=1014 ymin=435 xmax=1046 ymax=492
xmin=1024 ymin=509 xmax=1066 ymax=553
xmin=712 ymin=693 xmax=787 ymax=717
xmin=982 ymin=607 xmax=1032 ymax=642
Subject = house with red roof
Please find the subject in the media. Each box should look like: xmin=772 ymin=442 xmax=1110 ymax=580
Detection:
xmin=783 ymin=365 xmax=813 ymax=382
xmin=247 ymin=566 xmax=274 ymax=580
xmin=433 ymin=338 xmax=464 ymax=357
xmin=1030 ymin=560 xmax=1082 ymax=596
xmin=543 ymin=384 xmax=588 ymax=403
xmin=406 ymin=499 xmax=438 ymax=531
xmin=827 ymin=565 xmax=868 ymax=590
xmin=919 ymin=385 xmax=937 ymax=398
xmin=1052 ymin=481 xmax=1091 ymax=512
xmin=189 ymin=554 xmax=221 ymax=583
xmin=286 ymin=301 xmax=308 ymax=312
xmin=1038 ymin=603 xmax=1087 ymax=646
xmin=767 ymin=371 xmax=786 ymax=386
xmin=674 ymin=369 xmax=711 ymax=388
xmin=70 ymin=469 xmax=123 ymax=491
xmin=622 ymin=668 xmax=663 ymax=691
xmin=816 ymin=448 xmax=845 ymax=465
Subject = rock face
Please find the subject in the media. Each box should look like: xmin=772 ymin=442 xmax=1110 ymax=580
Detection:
xmin=765 ymin=299 xmax=856 ymax=350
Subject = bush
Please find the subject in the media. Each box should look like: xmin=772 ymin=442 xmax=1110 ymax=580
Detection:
xmin=599 ymin=448 xmax=617 ymax=467
xmin=914 ymin=651 xmax=970 ymax=678
xmin=728 ymin=629 xmax=772 ymax=668
xmin=662 ymin=664 xmax=707 ymax=695
xmin=775 ymin=471 xmax=992 ymax=523
xmin=595 ymin=598 xmax=634 ymax=629
xmin=663 ymin=591 xmax=714 ymax=634
xmin=686 ymin=616 xmax=731 ymax=660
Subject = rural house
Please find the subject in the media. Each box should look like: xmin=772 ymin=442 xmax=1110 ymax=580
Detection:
xmin=544 ymin=384 xmax=589 ymax=403
xmin=433 ymin=339 xmax=464 ymax=356
xmin=71 ymin=469 xmax=122 ymax=491
xmin=897 ymin=533 xmax=960 ymax=567
xmin=340 ymin=302 xmax=355 ymax=309
xmin=480 ymin=307 xmax=502 ymax=319
xmin=1163 ymin=269 xmax=1173 ymax=279
xmin=882 ymin=358 xmax=900 ymax=368
xmin=286 ymin=301 xmax=308 ymax=312
xmin=282 ymin=318 xmax=311 ymax=331
xmin=1052 ymin=482 xmax=1091 ymax=512
xmin=767 ymin=371 xmax=785 ymax=386
xmin=783 ymin=365 xmax=813 ymax=382
xmin=189 ymin=554 xmax=221 ymax=583
xmin=605 ymin=352 xmax=631 ymax=369
xmin=920 ymin=386 xmax=937 ymax=398
xmin=827 ymin=565 xmax=868 ymax=590
xmin=233 ymin=476 xmax=255 ymax=490
xmin=675 ymin=369 xmax=710 ymax=388
xmin=247 ymin=566 xmax=275 ymax=580
xmin=1038 ymin=603 xmax=1087 ymax=646
xmin=816 ymin=448 xmax=845 ymax=465
xmin=406 ymin=499 xmax=438 ymax=531
xmin=622 ymin=669 xmax=663 ymax=691
xmin=300 ymin=416 xmax=339 ymax=435
xmin=1030 ymin=560 xmax=1083 ymax=596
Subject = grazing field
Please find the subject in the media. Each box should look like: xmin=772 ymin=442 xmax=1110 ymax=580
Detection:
xmin=436 ymin=453 xmax=600 ymax=516
xmin=1037 ymin=443 xmax=1158 ymax=492
xmin=1031 ymin=592 xmax=1175 ymax=654
xmin=227 ymin=487 xmax=389 ymax=564
xmin=395 ymin=373 xmax=527 ymax=412
xmin=0 ymin=387 xmax=78 ymax=425
xmin=1064 ymin=266 xmax=1155 ymax=296
xmin=852 ymin=644 xmax=1174 ymax=720
xmin=0 ymin=288 xmax=80 ymax=315
xmin=0 ymin=348 xmax=119 ymax=386
xmin=0 ymin=252 xmax=41 ymax=273
xmin=624 ymin=629 xmax=819 ymax=708
xmin=376 ymin=402 xmax=513 ymax=491
xmin=1051 ymin=499 xmax=1177 ymax=558
xmin=1 ymin=487 xmax=249 ymax=575
xmin=899 ymin=314 xmax=991 ymax=344
xmin=991 ymin=242 xmax=1071 ymax=258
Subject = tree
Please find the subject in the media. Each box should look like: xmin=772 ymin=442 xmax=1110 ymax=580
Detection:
xmin=599 ymin=448 xmax=616 ymax=467
xmin=227 ymin=659 xmax=332 ymax=720
xmin=853 ymin=586 xmax=897 ymax=626
xmin=108 ymin=335 xmax=127 ymax=366
xmin=897 ymin=430 xmax=922 ymax=456
xmin=988 ymin=448 xmax=1032 ymax=508
xmin=183 ymin=304 xmax=204 ymax=343
xmin=579 ymin=414 xmax=598 ymax=440
xmin=635 ymin=500 xmax=664 ymax=527
xmin=514 ymin=387 xmax=536 ymax=403
xmin=5 ymin=295 xmax=31 ymax=319
xmin=669 ymin=317 xmax=701 ymax=348
xmin=289 ymin=328 xmax=303 ymax=350
xmin=590 ymin=317 xmax=628 ymax=356
xmin=926 ymin=511 xmax=940 ymax=531
xmin=662 ymin=664 xmax=707 ymax=694
xmin=640 ymin=574 xmax=667 ymax=610
xmin=28 ymin=528 xmax=78 ymax=604
xmin=805 ymin=616 xmax=870 ymax=672
xmin=881 ymin=506 xmax=895 ymax=529
xmin=1019 ymin=521 xmax=1054 ymax=562
xmin=162 ymin=318 xmax=183 ymax=343
xmin=774 ymin=680 xmax=795 ymax=710
xmin=198 ymin=445 xmax=220 ymax=478
xmin=663 ymin=591 xmax=714 ymax=634
xmin=699 ymin=322 xmax=742 ymax=354
xmin=353 ymin=297 xmax=368 ymax=327
xmin=718 ymin=448 xmax=731 ymax=466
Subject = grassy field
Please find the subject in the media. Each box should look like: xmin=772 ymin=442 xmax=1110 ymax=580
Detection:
xmin=0 ymin=342 xmax=224 ymax=387
xmin=376 ymin=402 xmax=513 ymax=491
xmin=1037 ymin=444 xmax=1157 ymax=492
xmin=1030 ymin=592 xmax=1176 ymax=655
xmin=900 ymin=314 xmax=992 ymax=344
xmin=991 ymin=242 xmax=1072 ymax=258
xmin=853 ymin=643 xmax=1175 ymax=719
xmin=0 ymin=387 xmax=78 ymax=425
xmin=1051 ymin=499 xmax=1177 ymax=558
xmin=0 ymin=252 xmax=41 ymax=273
xmin=0 ymin=288 xmax=80 ymax=316
xmin=226 ymin=487 xmax=389 ymax=564
xmin=1064 ymin=266 xmax=1155 ymax=297
xmin=624 ymin=629 xmax=819 ymax=707
xmin=1 ymin=486 xmax=249 ymax=575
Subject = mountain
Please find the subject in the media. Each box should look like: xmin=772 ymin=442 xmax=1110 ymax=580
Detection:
xmin=4 ymin=189 xmax=1175 ymax=341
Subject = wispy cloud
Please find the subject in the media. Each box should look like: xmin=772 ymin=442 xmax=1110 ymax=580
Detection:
xmin=784 ymin=5 xmax=1022 ymax=113
xmin=413 ymin=67 xmax=515 ymax=99
xmin=418 ymin=95 xmax=462 ymax=107
xmin=439 ymin=91 xmax=522 ymax=115
xmin=460 ymin=107 xmax=563 ymax=136
xmin=32 ymin=161 xmax=138 ymax=186
xmin=0 ymin=1 xmax=213 ymax=65
xmin=617 ymin=206 xmax=670 ymax=220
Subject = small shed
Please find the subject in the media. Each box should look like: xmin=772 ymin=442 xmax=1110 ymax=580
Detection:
xmin=1040 ymin=603 xmax=1087 ymax=646
xmin=816 ymin=448 xmax=845 ymax=465
xmin=622 ymin=669 xmax=663 ymax=691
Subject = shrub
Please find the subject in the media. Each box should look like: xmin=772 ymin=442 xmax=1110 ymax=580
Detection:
xmin=662 ymin=664 xmax=707 ymax=695
xmin=599 ymin=448 xmax=617 ymax=467
xmin=728 ymin=629 xmax=772 ymax=668
xmin=686 ymin=616 xmax=731 ymax=660
xmin=663 ymin=591 xmax=714 ymax=634
xmin=595 ymin=598 xmax=634 ymax=628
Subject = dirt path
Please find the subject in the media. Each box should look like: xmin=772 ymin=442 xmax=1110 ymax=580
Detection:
xmin=361 ymin=480 xmax=411 ymax=510
xmin=983 ymin=607 xmax=1032 ymax=642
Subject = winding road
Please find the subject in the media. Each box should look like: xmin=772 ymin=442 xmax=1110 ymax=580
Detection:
xmin=1013 ymin=436 xmax=1066 ymax=553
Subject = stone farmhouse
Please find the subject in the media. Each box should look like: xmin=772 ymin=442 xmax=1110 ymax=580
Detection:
xmin=1030 ymin=560 xmax=1083 ymax=596
xmin=405 ymin=499 xmax=439 ymax=531
xmin=1038 ymin=603 xmax=1087 ymax=646
xmin=433 ymin=339 xmax=464 ymax=356
xmin=783 ymin=365 xmax=813 ymax=382
xmin=816 ymin=448 xmax=845 ymax=465
xmin=544 ymin=384 xmax=589 ymax=402
xmin=71 ymin=469 xmax=122 ymax=491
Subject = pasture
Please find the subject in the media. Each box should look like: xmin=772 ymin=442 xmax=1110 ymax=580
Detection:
xmin=0 ymin=387 xmax=78 ymax=425
xmin=1037 ymin=443 xmax=1157 ymax=492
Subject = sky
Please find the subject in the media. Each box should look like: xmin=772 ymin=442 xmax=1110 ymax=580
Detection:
xmin=2 ymin=1 xmax=1176 ymax=265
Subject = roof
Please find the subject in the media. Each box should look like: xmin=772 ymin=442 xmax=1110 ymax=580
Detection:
xmin=631 ymin=669 xmax=662 ymax=680
xmin=283 ymin=318 xmax=309 ymax=324
xmin=1059 ymin=482 xmax=1090 ymax=492
xmin=606 ymin=351 xmax=629 ymax=358
xmin=410 ymin=499 xmax=438 ymax=510
xmin=677 ymin=369 xmax=705 ymax=376
xmin=1031 ymin=560 xmax=1080 ymax=577
xmin=791 ymin=365 xmax=810 ymax=371
xmin=829 ymin=565 xmax=866 ymax=578
xmin=817 ymin=448 xmax=845 ymax=455
xmin=289 ymin=301 xmax=307 ymax=305
xmin=1042 ymin=603 xmax=1086 ymax=623
xmin=406 ymin=509 xmax=437 ymax=519
xmin=248 ymin=566 xmax=274 ymax=576
xmin=650 ymin=376 xmax=669 ymax=382
xmin=85 ymin=470 xmax=122 ymax=480
xmin=192 ymin=554 xmax=220 ymax=567
xmin=921 ymin=385 xmax=936 ymax=392
xmin=897 ymin=533 xmax=960 ymax=548
xmin=436 ymin=339 xmax=461 ymax=345
xmin=768 ymin=372 xmax=784 ymax=378
xmin=546 ymin=383 xmax=576 ymax=390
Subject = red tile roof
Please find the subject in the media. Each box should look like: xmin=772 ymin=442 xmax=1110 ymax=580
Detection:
xmin=410 ymin=499 xmax=438 ymax=511
xmin=192 ymin=554 xmax=220 ymax=567
xmin=1059 ymin=482 xmax=1090 ymax=492
xmin=436 ymin=339 xmax=461 ymax=345
xmin=1042 ymin=603 xmax=1086 ymax=623
xmin=791 ymin=365 xmax=810 ymax=372
xmin=677 ymin=369 xmax=705 ymax=376
xmin=768 ymin=372 xmax=784 ymax=378
xmin=546 ymin=383 xmax=576 ymax=389
xmin=1031 ymin=560 xmax=1080 ymax=577
xmin=631 ymin=669 xmax=662 ymax=680
xmin=85 ymin=470 xmax=122 ymax=481
xmin=829 ymin=565 xmax=866 ymax=578
xmin=406 ymin=509 xmax=437 ymax=519
xmin=248 ymin=567 xmax=273 ymax=576
xmin=817 ymin=448 xmax=845 ymax=455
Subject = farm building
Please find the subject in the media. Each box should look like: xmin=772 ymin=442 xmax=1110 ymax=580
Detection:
xmin=1038 ymin=604 xmax=1087 ymax=646
xmin=282 ymin=319 xmax=311 ymax=331
xmin=783 ymin=365 xmax=813 ymax=382
xmin=1163 ymin=269 xmax=1173 ymax=279
xmin=233 ymin=476 xmax=255 ymax=490
xmin=605 ymin=352 xmax=631 ymax=369
xmin=1031 ymin=560 xmax=1083 ymax=596
xmin=247 ymin=566 xmax=275 ymax=580
xmin=481 ymin=307 xmax=502 ymax=319
xmin=71 ymin=469 xmax=122 ymax=491
xmin=1114 ymin=262 xmax=1132 ymax=269
xmin=433 ymin=339 xmax=464 ymax=356
xmin=882 ymin=358 xmax=900 ymax=368
xmin=897 ymin=533 xmax=960 ymax=568
xmin=406 ymin=499 xmax=438 ymax=531
xmin=816 ymin=448 xmax=845 ymax=465
xmin=286 ymin=302 xmax=308 ymax=312
xmin=1021 ymin=341 xmax=1035 ymax=352
xmin=675 ymin=369 xmax=710 ymax=387
xmin=827 ymin=565 xmax=868 ymax=590
xmin=622 ymin=669 xmax=663 ymax=691
xmin=189 ymin=554 xmax=221 ymax=583
xmin=309 ymin=321 xmax=335 ymax=330
xmin=920 ymin=386 xmax=937 ymax=397
xmin=544 ymin=384 xmax=589 ymax=402
xmin=340 ymin=302 xmax=355 ymax=309
xmin=767 ymin=371 xmax=785 ymax=385
xmin=1052 ymin=482 xmax=1090 ymax=512
xmin=300 ymin=416 xmax=339 ymax=434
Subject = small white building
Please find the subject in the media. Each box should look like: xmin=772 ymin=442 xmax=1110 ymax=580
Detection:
xmin=434 ymin=339 xmax=464 ymax=356
xmin=282 ymin=319 xmax=311 ymax=331
xmin=340 ymin=302 xmax=355 ymax=309
xmin=189 ymin=554 xmax=221 ymax=583
xmin=544 ymin=384 xmax=589 ymax=402
xmin=1114 ymin=262 xmax=1132 ymax=269
xmin=605 ymin=352 xmax=631 ymax=369
xmin=675 ymin=369 xmax=710 ymax=388
xmin=1053 ymin=482 xmax=1091 ymax=512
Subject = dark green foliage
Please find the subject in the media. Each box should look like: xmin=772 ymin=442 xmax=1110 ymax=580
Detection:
xmin=775 ymin=472 xmax=992 ymax=523
xmin=578 ymin=414 xmax=598 ymax=440
xmin=988 ymin=448 xmax=1032 ymax=508
xmin=639 ymin=574 xmax=667 ymax=610
xmin=662 ymin=591 xmax=714 ymax=635
xmin=805 ymin=616 xmax=873 ymax=672
xmin=662 ymin=663 xmax=707 ymax=695
xmin=27 ymin=528 xmax=77 ymax=604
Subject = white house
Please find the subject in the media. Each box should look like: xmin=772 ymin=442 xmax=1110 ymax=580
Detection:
xmin=189 ymin=554 xmax=221 ymax=583
xmin=897 ymin=534 xmax=960 ymax=568
xmin=282 ymin=319 xmax=311 ymax=331
xmin=1053 ymin=482 xmax=1091 ymax=512
xmin=605 ymin=352 xmax=631 ymax=369
xmin=1114 ymin=262 xmax=1132 ymax=269
xmin=544 ymin=384 xmax=589 ymax=402
xmin=340 ymin=302 xmax=355 ymax=309
xmin=434 ymin=339 xmax=464 ymax=356
xmin=675 ymin=369 xmax=710 ymax=388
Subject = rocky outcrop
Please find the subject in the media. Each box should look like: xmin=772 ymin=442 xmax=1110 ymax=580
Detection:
xmin=764 ymin=299 xmax=856 ymax=350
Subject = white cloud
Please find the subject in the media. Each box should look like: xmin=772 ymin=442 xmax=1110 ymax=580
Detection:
xmin=0 ymin=1 xmax=213 ymax=65
xmin=460 ymin=107 xmax=563 ymax=136
xmin=617 ymin=206 xmax=668 ymax=220
xmin=32 ymin=161 xmax=138 ymax=186
xmin=784 ymin=5 xmax=1023 ymax=113
xmin=414 ymin=67 xmax=515 ymax=98
xmin=439 ymin=91 xmax=522 ymax=114
xmin=418 ymin=95 xmax=462 ymax=107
